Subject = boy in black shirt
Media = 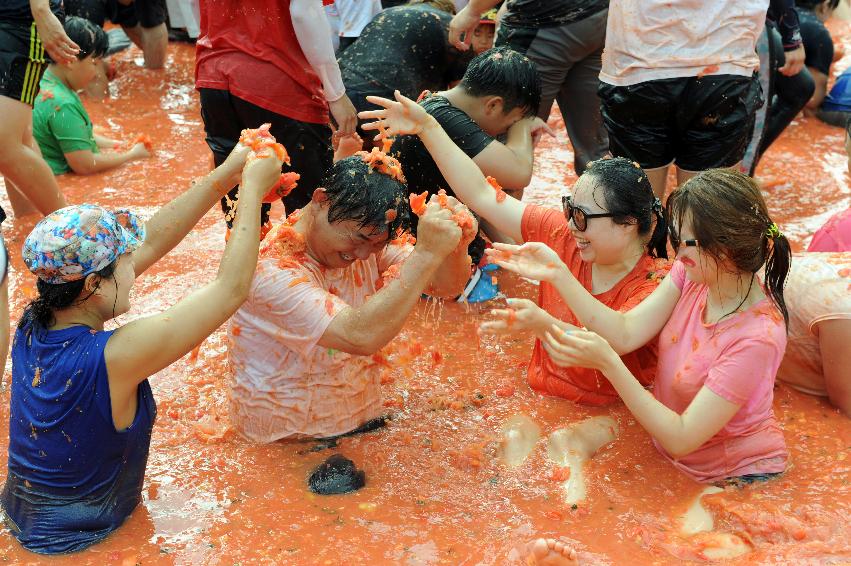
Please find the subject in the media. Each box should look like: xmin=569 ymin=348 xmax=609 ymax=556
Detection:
xmin=390 ymin=46 xmax=546 ymax=298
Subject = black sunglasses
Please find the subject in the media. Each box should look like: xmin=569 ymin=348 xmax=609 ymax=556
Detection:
xmin=667 ymin=225 xmax=699 ymax=249
xmin=561 ymin=195 xmax=617 ymax=232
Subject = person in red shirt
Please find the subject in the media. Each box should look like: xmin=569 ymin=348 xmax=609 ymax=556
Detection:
xmin=195 ymin=0 xmax=358 ymax=230
xmin=361 ymin=91 xmax=672 ymax=406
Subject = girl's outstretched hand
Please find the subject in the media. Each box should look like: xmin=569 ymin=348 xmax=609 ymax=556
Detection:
xmin=485 ymin=242 xmax=568 ymax=283
xmin=542 ymin=325 xmax=618 ymax=371
xmin=359 ymin=90 xmax=434 ymax=137
xmin=479 ymin=298 xmax=549 ymax=337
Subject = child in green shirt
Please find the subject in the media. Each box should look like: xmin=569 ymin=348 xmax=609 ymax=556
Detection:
xmin=33 ymin=16 xmax=150 ymax=175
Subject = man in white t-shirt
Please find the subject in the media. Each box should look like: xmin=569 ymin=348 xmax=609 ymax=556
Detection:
xmin=227 ymin=152 xmax=476 ymax=442
xmin=598 ymin=0 xmax=769 ymax=197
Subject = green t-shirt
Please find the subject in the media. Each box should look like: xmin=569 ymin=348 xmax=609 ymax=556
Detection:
xmin=32 ymin=70 xmax=99 ymax=175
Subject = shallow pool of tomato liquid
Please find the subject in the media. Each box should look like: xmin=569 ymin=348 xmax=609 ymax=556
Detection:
xmin=0 ymin=35 xmax=849 ymax=566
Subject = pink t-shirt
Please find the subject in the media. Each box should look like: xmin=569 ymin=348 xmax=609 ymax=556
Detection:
xmin=653 ymin=261 xmax=788 ymax=483
xmin=227 ymin=223 xmax=412 ymax=442
xmin=777 ymin=252 xmax=851 ymax=396
xmin=808 ymin=208 xmax=851 ymax=252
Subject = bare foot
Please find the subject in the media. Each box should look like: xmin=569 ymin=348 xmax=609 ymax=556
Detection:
xmin=679 ymin=485 xmax=724 ymax=535
xmin=522 ymin=538 xmax=578 ymax=565
xmin=499 ymin=414 xmax=541 ymax=468
xmin=547 ymin=416 xmax=618 ymax=504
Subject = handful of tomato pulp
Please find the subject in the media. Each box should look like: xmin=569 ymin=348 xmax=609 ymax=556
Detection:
xmin=239 ymin=124 xmax=300 ymax=203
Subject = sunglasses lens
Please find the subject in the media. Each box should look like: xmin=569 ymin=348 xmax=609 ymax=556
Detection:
xmin=573 ymin=208 xmax=586 ymax=231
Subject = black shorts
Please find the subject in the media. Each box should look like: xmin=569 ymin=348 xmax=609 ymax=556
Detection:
xmin=199 ymin=88 xmax=333 ymax=227
xmin=0 ymin=22 xmax=47 ymax=106
xmin=598 ymin=74 xmax=763 ymax=171
xmin=65 ymin=0 xmax=167 ymax=29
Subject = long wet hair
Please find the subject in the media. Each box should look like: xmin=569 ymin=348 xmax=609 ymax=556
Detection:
xmin=322 ymin=156 xmax=411 ymax=240
xmin=19 ymin=261 xmax=117 ymax=332
xmin=583 ymin=157 xmax=668 ymax=259
xmin=666 ymin=169 xmax=791 ymax=326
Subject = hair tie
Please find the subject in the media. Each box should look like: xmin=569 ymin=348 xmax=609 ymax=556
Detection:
xmin=355 ymin=147 xmax=406 ymax=184
xmin=651 ymin=197 xmax=663 ymax=214
xmin=766 ymin=222 xmax=782 ymax=240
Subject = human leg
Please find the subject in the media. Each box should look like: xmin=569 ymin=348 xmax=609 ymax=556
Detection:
xmin=498 ymin=414 xmax=541 ymax=467
xmin=816 ymin=108 xmax=851 ymax=127
xmin=598 ymin=78 xmax=678 ymax=197
xmin=676 ymin=74 xmax=764 ymax=176
xmin=552 ymin=10 xmax=610 ymax=174
xmin=547 ymin=416 xmax=618 ymax=504
xmin=113 ymin=0 xmax=168 ymax=69
xmin=0 ymin=99 xmax=66 ymax=216
xmin=758 ymin=27 xmax=814 ymax=157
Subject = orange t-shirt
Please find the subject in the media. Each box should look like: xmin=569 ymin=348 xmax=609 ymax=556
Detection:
xmin=521 ymin=204 xmax=671 ymax=405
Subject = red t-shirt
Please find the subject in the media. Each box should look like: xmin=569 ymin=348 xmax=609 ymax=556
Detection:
xmin=195 ymin=0 xmax=329 ymax=124
xmin=521 ymin=204 xmax=671 ymax=405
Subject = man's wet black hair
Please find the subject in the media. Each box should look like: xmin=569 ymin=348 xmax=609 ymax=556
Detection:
xmin=584 ymin=157 xmax=669 ymax=259
xmin=321 ymin=156 xmax=411 ymax=239
xmin=459 ymin=45 xmax=541 ymax=117
xmin=64 ymin=16 xmax=109 ymax=60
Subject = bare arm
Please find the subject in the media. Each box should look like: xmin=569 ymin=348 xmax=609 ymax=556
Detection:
xmin=64 ymin=143 xmax=149 ymax=175
xmin=30 ymin=0 xmax=79 ymax=64
xmin=131 ymin=145 xmax=249 ymax=276
xmin=105 ymin=149 xmax=282 ymax=390
xmin=602 ymin=355 xmax=740 ymax=457
xmin=806 ymin=68 xmax=829 ymax=113
xmin=819 ymin=318 xmax=851 ymax=416
xmin=472 ymin=118 xmax=535 ymax=190
xmin=93 ymin=133 xmax=121 ymax=149
xmin=361 ymin=92 xmax=528 ymax=243
xmin=485 ymin=241 xmax=680 ymax=353
xmin=542 ymin=328 xmax=741 ymax=458
xmin=319 ymin=201 xmax=469 ymax=355
xmin=449 ymin=0 xmax=502 ymax=50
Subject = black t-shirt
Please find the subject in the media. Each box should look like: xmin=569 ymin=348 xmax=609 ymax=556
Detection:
xmin=391 ymin=94 xmax=494 ymax=263
xmin=501 ymin=0 xmax=608 ymax=29
xmin=339 ymin=5 xmax=472 ymax=102
xmin=798 ymin=9 xmax=833 ymax=76
xmin=0 ymin=0 xmax=62 ymax=23
xmin=391 ymin=94 xmax=494 ymax=197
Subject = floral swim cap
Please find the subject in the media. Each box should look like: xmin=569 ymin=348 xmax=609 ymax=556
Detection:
xmin=23 ymin=204 xmax=146 ymax=284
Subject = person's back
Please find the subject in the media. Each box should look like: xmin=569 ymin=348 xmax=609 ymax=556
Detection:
xmin=777 ymin=252 xmax=851 ymax=412
xmin=196 ymin=0 xmax=327 ymax=124
xmin=3 ymin=295 xmax=155 ymax=554
xmin=602 ymin=0 xmax=768 ymax=86
xmin=340 ymin=4 xmax=469 ymax=107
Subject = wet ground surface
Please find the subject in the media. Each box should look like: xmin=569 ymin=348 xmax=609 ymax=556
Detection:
xmin=0 ymin=33 xmax=849 ymax=566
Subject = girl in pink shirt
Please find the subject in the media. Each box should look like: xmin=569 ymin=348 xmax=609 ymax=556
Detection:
xmin=490 ymin=169 xmax=792 ymax=484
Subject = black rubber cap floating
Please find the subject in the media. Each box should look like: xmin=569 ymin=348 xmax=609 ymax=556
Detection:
xmin=308 ymin=454 xmax=366 ymax=495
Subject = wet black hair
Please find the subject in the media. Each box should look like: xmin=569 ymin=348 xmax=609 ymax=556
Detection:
xmin=667 ymin=169 xmax=791 ymax=327
xmin=64 ymin=16 xmax=109 ymax=60
xmin=796 ymin=0 xmax=840 ymax=10
xmin=321 ymin=156 xmax=411 ymax=239
xmin=19 ymin=261 xmax=117 ymax=331
xmin=583 ymin=157 xmax=668 ymax=259
xmin=459 ymin=46 xmax=541 ymax=117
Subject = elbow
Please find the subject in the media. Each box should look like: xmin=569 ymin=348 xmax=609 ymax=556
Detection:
xmin=345 ymin=333 xmax=385 ymax=356
xmin=69 ymin=162 xmax=96 ymax=176
xmin=661 ymin=437 xmax=702 ymax=459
